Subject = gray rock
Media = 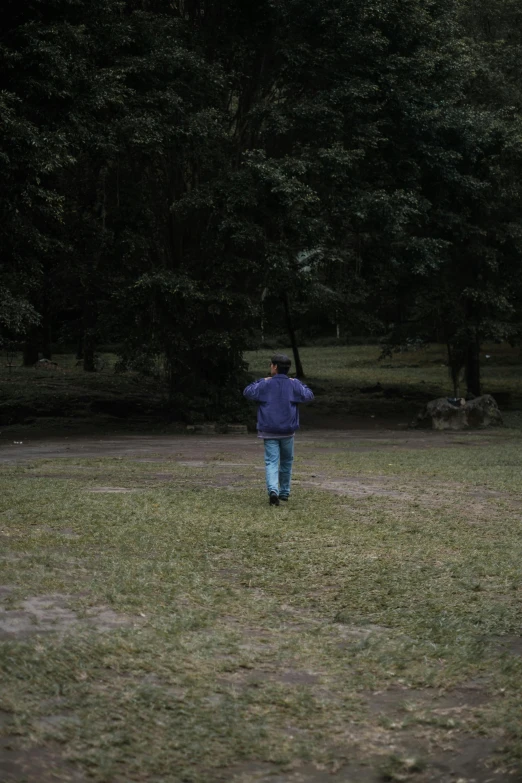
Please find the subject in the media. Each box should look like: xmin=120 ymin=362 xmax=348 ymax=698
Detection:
xmin=413 ymin=394 xmax=503 ymax=430
xmin=34 ymin=358 xmax=58 ymax=369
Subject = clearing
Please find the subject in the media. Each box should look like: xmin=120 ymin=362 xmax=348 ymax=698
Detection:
xmin=1 ymin=425 xmax=522 ymax=782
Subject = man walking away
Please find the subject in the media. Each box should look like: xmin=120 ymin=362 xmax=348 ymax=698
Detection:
xmin=243 ymin=353 xmax=314 ymax=505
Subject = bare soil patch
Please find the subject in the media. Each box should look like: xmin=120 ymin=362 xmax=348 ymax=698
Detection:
xmin=490 ymin=635 xmax=522 ymax=657
xmin=0 ymin=593 xmax=141 ymax=639
xmin=366 ymin=684 xmax=490 ymax=715
xmin=87 ymin=486 xmax=141 ymax=493
xmin=304 ymin=476 xmax=411 ymax=499
xmin=24 ymin=473 xmax=85 ymax=480
xmin=0 ymin=427 xmax=501 ymax=466
xmin=224 ymin=760 xmax=380 ymax=783
xmin=220 ymin=667 xmax=320 ymax=687
xmin=426 ymin=737 xmax=505 ymax=783
xmin=0 ymin=740 xmax=86 ymax=783
xmin=224 ymin=739 xmax=511 ymax=783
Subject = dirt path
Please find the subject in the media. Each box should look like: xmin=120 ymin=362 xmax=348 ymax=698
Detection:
xmin=1 ymin=426 xmax=509 ymax=510
xmin=0 ymin=425 xmax=500 ymax=464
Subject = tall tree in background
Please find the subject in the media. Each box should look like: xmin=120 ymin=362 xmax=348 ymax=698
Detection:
xmin=371 ymin=0 xmax=522 ymax=396
xmin=1 ymin=0 xmax=521 ymax=411
xmin=0 ymin=0 xmax=81 ymax=363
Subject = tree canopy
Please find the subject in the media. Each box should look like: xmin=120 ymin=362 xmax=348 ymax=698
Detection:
xmin=1 ymin=0 xmax=521 ymax=410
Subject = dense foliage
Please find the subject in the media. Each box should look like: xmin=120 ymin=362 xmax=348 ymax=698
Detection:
xmin=1 ymin=0 xmax=521 ymax=410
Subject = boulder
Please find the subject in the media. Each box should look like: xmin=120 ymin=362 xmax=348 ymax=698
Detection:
xmin=34 ymin=358 xmax=58 ymax=369
xmin=413 ymin=394 xmax=503 ymax=430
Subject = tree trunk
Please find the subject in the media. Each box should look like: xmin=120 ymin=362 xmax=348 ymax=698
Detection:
xmin=82 ymin=299 xmax=97 ymax=372
xmin=41 ymin=264 xmax=52 ymax=359
xmin=282 ymin=293 xmax=304 ymax=379
xmin=82 ymin=165 xmax=106 ymax=373
xmin=41 ymin=305 xmax=52 ymax=360
xmin=465 ymin=332 xmax=481 ymax=397
xmin=447 ymin=341 xmax=466 ymax=398
xmin=23 ymin=326 xmax=40 ymax=366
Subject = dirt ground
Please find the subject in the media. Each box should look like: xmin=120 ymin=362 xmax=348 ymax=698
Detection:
xmin=0 ymin=419 xmax=502 ymax=464
xmin=0 ymin=424 xmax=509 ymax=510
xmin=1 ymin=424 xmax=520 ymax=783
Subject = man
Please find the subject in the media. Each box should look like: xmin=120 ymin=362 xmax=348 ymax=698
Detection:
xmin=243 ymin=353 xmax=314 ymax=506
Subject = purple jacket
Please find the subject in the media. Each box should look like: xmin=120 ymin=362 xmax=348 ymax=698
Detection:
xmin=243 ymin=374 xmax=314 ymax=434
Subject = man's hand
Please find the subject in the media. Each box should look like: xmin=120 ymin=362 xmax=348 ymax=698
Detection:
xmin=264 ymin=376 xmax=272 ymax=380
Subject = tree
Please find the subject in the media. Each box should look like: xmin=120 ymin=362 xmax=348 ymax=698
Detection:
xmin=0 ymin=1 xmax=76 ymax=363
xmin=364 ymin=1 xmax=522 ymax=396
xmin=2 ymin=0 xmax=521 ymax=416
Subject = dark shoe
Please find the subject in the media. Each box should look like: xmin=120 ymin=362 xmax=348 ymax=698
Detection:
xmin=269 ymin=491 xmax=280 ymax=506
xmin=279 ymin=496 xmax=289 ymax=502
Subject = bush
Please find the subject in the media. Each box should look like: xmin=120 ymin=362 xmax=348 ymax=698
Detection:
xmin=114 ymin=352 xmax=164 ymax=378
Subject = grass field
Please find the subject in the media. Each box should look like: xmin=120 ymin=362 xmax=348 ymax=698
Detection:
xmin=1 ymin=423 xmax=522 ymax=782
xmin=245 ymin=343 xmax=522 ymax=418
xmin=1 ymin=342 xmax=522 ymax=431
xmin=0 ymin=351 xmax=167 ymax=430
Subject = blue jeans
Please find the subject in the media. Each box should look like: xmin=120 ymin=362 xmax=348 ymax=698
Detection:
xmin=264 ymin=437 xmax=294 ymax=497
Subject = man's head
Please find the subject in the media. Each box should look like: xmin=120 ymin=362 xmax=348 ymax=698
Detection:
xmin=270 ymin=353 xmax=291 ymax=376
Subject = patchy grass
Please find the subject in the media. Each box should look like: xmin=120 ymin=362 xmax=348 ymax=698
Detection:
xmin=245 ymin=343 xmax=522 ymax=418
xmin=1 ymin=431 xmax=522 ymax=781
xmin=2 ymin=343 xmax=522 ymax=433
xmin=0 ymin=351 xmax=171 ymax=431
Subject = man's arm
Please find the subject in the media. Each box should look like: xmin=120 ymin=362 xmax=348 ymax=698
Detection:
xmin=243 ymin=378 xmax=269 ymax=401
xmin=291 ymin=379 xmax=314 ymax=403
